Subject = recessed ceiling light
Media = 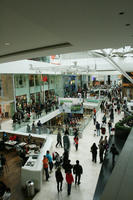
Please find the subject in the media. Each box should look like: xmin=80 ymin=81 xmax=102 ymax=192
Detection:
xmin=119 ymin=12 xmax=124 ymax=15
xmin=4 ymin=42 xmax=10 ymax=46
xmin=125 ymin=23 xmax=131 ymax=26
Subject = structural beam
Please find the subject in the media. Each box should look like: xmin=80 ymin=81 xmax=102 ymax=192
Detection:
xmin=101 ymin=49 xmax=133 ymax=84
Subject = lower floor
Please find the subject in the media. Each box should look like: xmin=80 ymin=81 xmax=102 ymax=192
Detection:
xmin=0 ymin=109 xmax=124 ymax=200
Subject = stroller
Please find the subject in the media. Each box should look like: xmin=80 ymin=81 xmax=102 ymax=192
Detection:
xmin=53 ymin=152 xmax=62 ymax=168
xmin=101 ymin=126 xmax=106 ymax=135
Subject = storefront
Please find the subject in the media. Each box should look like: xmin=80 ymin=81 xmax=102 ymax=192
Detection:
xmin=0 ymin=98 xmax=15 ymax=118
xmin=45 ymin=89 xmax=55 ymax=102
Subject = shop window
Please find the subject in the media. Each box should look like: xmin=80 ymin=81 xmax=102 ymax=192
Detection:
xmin=35 ymin=75 xmax=40 ymax=86
xmin=15 ymin=75 xmax=25 ymax=88
xmin=29 ymin=75 xmax=34 ymax=87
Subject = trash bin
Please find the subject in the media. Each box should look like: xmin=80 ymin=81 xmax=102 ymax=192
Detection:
xmin=26 ymin=180 xmax=35 ymax=197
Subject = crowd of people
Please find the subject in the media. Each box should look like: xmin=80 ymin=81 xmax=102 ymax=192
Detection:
xmin=12 ymin=97 xmax=58 ymax=125
xmin=41 ymin=86 xmax=125 ymax=197
xmin=0 ymin=85 xmax=126 ymax=198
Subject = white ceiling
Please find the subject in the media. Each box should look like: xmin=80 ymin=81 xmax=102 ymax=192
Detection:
xmin=1 ymin=0 xmax=133 ymax=63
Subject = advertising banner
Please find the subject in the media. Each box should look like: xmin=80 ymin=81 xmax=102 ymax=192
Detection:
xmin=59 ymin=98 xmax=83 ymax=114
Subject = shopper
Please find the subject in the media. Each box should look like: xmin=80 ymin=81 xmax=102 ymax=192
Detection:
xmin=42 ymin=155 xmax=49 ymax=181
xmin=27 ymin=133 xmax=32 ymax=144
xmin=55 ymin=167 xmax=64 ymax=193
xmin=62 ymin=151 xmax=69 ymax=169
xmin=73 ymin=160 xmax=83 ymax=185
xmin=37 ymin=120 xmax=42 ymax=134
xmin=63 ymin=132 xmax=70 ymax=153
xmin=103 ymin=136 xmax=109 ymax=153
xmin=26 ymin=124 xmax=30 ymax=133
xmin=66 ymin=170 xmax=74 ymax=195
xmin=54 ymin=152 xmax=62 ymax=168
xmin=110 ymin=108 xmax=114 ymax=123
xmin=96 ymin=121 xmax=100 ymax=136
xmin=46 ymin=150 xmax=53 ymax=172
xmin=93 ymin=114 xmax=96 ymax=125
xmin=93 ymin=107 xmax=96 ymax=115
xmin=99 ymin=143 xmax=105 ymax=163
xmin=108 ymin=120 xmax=112 ymax=135
xmin=117 ymin=103 xmax=121 ymax=114
xmin=32 ymin=121 xmax=36 ymax=134
xmin=110 ymin=144 xmax=119 ymax=166
xmin=64 ymin=159 xmax=73 ymax=173
xmin=91 ymin=143 xmax=98 ymax=163
xmin=56 ymin=131 xmax=62 ymax=148
xmin=102 ymin=114 xmax=106 ymax=124
xmin=74 ymin=136 xmax=79 ymax=151
xmin=73 ymin=128 xmax=78 ymax=138
xmin=99 ymin=136 xmax=103 ymax=145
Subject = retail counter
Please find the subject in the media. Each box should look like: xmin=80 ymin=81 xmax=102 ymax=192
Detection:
xmin=21 ymin=135 xmax=53 ymax=191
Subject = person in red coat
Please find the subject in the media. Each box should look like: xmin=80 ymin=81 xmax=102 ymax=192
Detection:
xmin=66 ymin=171 xmax=74 ymax=195
xmin=74 ymin=136 xmax=79 ymax=151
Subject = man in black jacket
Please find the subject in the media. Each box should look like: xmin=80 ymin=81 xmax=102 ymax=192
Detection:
xmin=110 ymin=144 xmax=119 ymax=166
xmin=73 ymin=160 xmax=83 ymax=185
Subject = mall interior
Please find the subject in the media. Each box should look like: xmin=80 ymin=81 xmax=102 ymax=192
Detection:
xmin=0 ymin=1 xmax=133 ymax=200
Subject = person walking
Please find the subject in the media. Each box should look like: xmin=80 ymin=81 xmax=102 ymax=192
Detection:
xmin=102 ymin=114 xmax=106 ymax=124
xmin=117 ymin=103 xmax=121 ymax=114
xmin=74 ymin=136 xmax=79 ymax=151
xmin=55 ymin=167 xmax=64 ymax=193
xmin=73 ymin=160 xmax=83 ymax=185
xmin=26 ymin=124 xmax=30 ymax=133
xmin=66 ymin=170 xmax=74 ymax=195
xmin=32 ymin=121 xmax=36 ymax=134
xmin=96 ymin=121 xmax=100 ymax=136
xmin=103 ymin=136 xmax=109 ymax=154
xmin=63 ymin=132 xmax=70 ymax=153
xmin=93 ymin=114 xmax=96 ymax=125
xmin=99 ymin=143 xmax=105 ymax=163
xmin=99 ymin=136 xmax=104 ymax=145
xmin=42 ymin=155 xmax=49 ymax=181
xmin=110 ymin=144 xmax=119 ymax=166
xmin=64 ymin=159 xmax=73 ymax=174
xmin=108 ymin=120 xmax=112 ymax=135
xmin=46 ymin=150 xmax=53 ymax=173
xmin=110 ymin=108 xmax=114 ymax=123
xmin=37 ymin=120 xmax=42 ymax=134
xmin=56 ymin=131 xmax=62 ymax=148
xmin=93 ymin=107 xmax=96 ymax=115
xmin=91 ymin=143 xmax=98 ymax=163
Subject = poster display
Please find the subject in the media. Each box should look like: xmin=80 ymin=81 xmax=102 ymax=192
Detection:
xmin=59 ymin=98 xmax=83 ymax=114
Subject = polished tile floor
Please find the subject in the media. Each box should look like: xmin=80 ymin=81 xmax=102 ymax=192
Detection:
xmin=33 ymin=110 xmax=124 ymax=200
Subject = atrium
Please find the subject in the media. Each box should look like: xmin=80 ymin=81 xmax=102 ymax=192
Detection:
xmin=0 ymin=1 xmax=133 ymax=200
